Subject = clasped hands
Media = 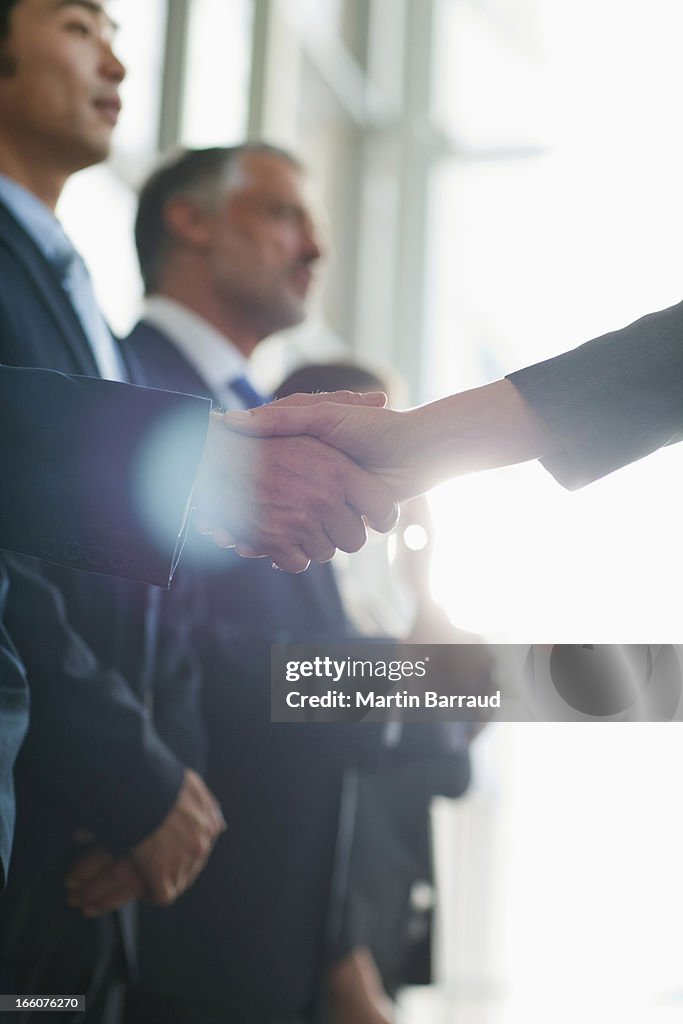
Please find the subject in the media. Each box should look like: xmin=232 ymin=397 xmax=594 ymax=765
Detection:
xmin=193 ymin=389 xmax=421 ymax=572
xmin=66 ymin=768 xmax=225 ymax=917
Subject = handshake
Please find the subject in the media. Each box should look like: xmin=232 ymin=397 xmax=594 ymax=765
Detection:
xmin=192 ymin=377 xmax=549 ymax=571
xmin=193 ymin=389 xmax=433 ymax=573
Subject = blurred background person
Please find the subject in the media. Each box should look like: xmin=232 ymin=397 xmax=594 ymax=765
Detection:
xmin=121 ymin=143 xmax=483 ymax=1024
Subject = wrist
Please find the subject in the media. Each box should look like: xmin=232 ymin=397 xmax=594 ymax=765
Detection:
xmin=409 ymin=379 xmax=548 ymax=486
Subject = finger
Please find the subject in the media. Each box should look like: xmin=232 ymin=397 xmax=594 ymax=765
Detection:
xmin=69 ymin=858 xmax=140 ymax=910
xmin=209 ymin=528 xmax=237 ymax=550
xmin=273 ymin=389 xmax=387 ymax=409
xmin=197 ymin=787 xmax=227 ymax=836
xmin=211 ymin=803 xmax=228 ymax=835
xmin=139 ymin=872 xmax=179 ymax=907
xmin=344 ymin=467 xmax=399 ymax=534
xmin=299 ymin=528 xmax=338 ymax=565
xmin=267 ymin=544 xmax=311 ymax=574
xmin=222 ymin=401 xmax=346 ymax=439
xmin=80 ymin=870 xmax=145 ymax=917
xmin=323 ymin=505 xmax=368 ymax=555
xmin=233 ymin=543 xmax=268 ymax=559
xmin=66 ymin=849 xmax=114 ymax=891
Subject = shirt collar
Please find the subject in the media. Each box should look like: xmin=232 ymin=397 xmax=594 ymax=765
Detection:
xmin=142 ymin=295 xmax=249 ymax=399
xmin=0 ymin=173 xmax=74 ymax=269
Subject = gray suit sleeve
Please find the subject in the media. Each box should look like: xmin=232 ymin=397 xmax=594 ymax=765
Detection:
xmin=507 ymin=300 xmax=683 ymax=489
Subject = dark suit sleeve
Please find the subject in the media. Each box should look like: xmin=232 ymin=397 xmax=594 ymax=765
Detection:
xmin=0 ymin=366 xmax=211 ymax=587
xmin=3 ymin=553 xmax=185 ymax=855
xmin=507 ymin=300 xmax=683 ymax=489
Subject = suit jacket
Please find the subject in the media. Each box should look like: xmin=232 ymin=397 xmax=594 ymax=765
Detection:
xmin=0 ymin=201 xmax=203 ymax=988
xmin=123 ymin=321 xmax=472 ymax=1020
xmin=507 ymin=299 xmax=683 ymax=489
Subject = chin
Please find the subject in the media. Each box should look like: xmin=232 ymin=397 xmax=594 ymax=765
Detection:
xmin=71 ymin=137 xmax=113 ymax=171
xmin=79 ymin=119 xmax=115 ymax=158
xmin=279 ymin=298 xmax=307 ymax=328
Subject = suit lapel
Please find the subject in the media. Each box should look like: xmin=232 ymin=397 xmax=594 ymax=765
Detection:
xmin=125 ymin=322 xmax=216 ymax=401
xmin=0 ymin=201 xmax=100 ymax=376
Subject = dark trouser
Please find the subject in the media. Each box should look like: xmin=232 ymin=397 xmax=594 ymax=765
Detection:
xmin=0 ymin=914 xmax=127 ymax=1024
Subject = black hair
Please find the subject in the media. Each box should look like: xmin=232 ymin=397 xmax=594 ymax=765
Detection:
xmin=0 ymin=0 xmax=19 ymax=39
xmin=0 ymin=0 xmax=20 ymax=75
xmin=135 ymin=143 xmax=302 ymax=295
xmin=275 ymin=362 xmax=389 ymax=400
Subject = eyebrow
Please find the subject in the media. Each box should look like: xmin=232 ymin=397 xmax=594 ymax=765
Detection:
xmin=51 ymin=0 xmax=118 ymax=32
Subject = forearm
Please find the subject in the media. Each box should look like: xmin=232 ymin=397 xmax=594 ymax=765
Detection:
xmin=221 ymin=379 xmax=561 ymax=504
xmin=407 ymin=378 xmax=560 ymax=491
xmin=0 ymin=367 xmax=210 ymax=586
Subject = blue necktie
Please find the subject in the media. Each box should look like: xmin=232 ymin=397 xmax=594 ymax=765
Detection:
xmin=51 ymin=239 xmax=127 ymax=382
xmin=227 ymin=374 xmax=269 ymax=409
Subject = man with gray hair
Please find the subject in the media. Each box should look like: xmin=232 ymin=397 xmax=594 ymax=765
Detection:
xmin=116 ymin=144 xmax=477 ymax=1024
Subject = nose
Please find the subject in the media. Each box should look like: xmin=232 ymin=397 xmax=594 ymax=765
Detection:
xmin=301 ymin=217 xmax=323 ymax=264
xmin=100 ymin=40 xmax=126 ymax=84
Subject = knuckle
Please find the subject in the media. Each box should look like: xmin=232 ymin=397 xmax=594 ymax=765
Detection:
xmin=323 ymin=458 xmax=345 ymax=491
xmin=314 ymin=548 xmax=336 ymax=564
xmin=290 ymin=505 xmax=314 ymax=534
xmin=338 ymin=530 xmax=365 ymax=554
xmin=191 ymin=833 xmax=211 ymax=859
xmin=154 ymin=883 xmax=177 ymax=906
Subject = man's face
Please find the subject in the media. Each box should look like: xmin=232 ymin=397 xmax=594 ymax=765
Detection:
xmin=0 ymin=0 xmax=125 ymax=172
xmin=204 ymin=152 xmax=323 ymax=337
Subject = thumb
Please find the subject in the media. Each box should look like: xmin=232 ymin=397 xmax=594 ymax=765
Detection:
xmin=222 ymin=389 xmax=386 ymax=437
xmin=273 ymin=389 xmax=387 ymax=409
xmin=222 ymin=399 xmax=353 ymax=439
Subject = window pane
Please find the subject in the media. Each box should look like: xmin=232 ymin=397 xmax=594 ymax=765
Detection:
xmin=110 ymin=0 xmax=168 ymax=159
xmin=432 ymin=0 xmax=548 ymax=147
xmin=413 ymin=6 xmax=683 ymax=1023
xmin=424 ymin=0 xmax=683 ymax=640
xmin=181 ymin=0 xmax=253 ymax=146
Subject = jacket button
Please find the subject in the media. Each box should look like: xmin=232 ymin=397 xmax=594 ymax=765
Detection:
xmin=109 ymin=549 xmax=128 ymax=569
xmin=63 ymin=541 xmax=83 ymax=561
xmin=85 ymin=545 xmax=106 ymax=567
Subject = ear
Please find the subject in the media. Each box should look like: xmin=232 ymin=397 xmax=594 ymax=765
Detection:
xmin=163 ymin=196 xmax=213 ymax=248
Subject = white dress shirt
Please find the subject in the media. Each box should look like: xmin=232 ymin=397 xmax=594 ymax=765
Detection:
xmin=0 ymin=173 xmax=126 ymax=382
xmin=142 ymin=295 xmax=252 ymax=408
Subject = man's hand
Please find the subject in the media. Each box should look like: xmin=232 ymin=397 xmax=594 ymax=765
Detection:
xmin=192 ymin=398 xmax=399 ymax=572
xmin=66 ymin=770 xmax=225 ymax=913
xmin=222 ymin=393 xmax=421 ymax=503
xmin=130 ymin=768 xmax=225 ymax=906
xmin=66 ymin=846 xmax=145 ymax=917
xmin=327 ymin=947 xmax=395 ymax=1024
xmin=221 ymin=380 xmax=556 ymax=504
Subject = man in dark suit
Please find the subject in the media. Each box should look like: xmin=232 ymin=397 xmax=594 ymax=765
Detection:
xmin=0 ymin=3 xmax=227 ymax=1018
xmin=117 ymin=144 xmax=475 ymax=1024
xmin=0 ymin=2 xmax=397 ymax=950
